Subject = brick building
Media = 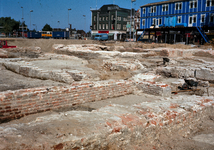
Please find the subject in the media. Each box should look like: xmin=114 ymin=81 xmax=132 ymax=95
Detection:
xmin=91 ymin=4 xmax=135 ymax=40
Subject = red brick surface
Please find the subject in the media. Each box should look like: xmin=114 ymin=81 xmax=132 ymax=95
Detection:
xmin=0 ymin=80 xmax=134 ymax=122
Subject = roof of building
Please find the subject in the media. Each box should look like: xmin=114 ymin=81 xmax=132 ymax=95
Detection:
xmin=141 ymin=0 xmax=188 ymax=7
xmin=91 ymin=4 xmax=131 ymax=12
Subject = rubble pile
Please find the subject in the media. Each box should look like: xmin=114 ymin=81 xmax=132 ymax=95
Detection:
xmin=4 ymin=47 xmax=42 ymax=58
xmin=102 ymin=58 xmax=145 ymax=71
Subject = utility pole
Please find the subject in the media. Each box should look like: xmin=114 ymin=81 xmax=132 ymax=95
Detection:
xmin=130 ymin=0 xmax=136 ymax=41
xmin=58 ymin=21 xmax=60 ymax=28
xmin=21 ymin=7 xmax=24 ymax=38
xmin=33 ymin=24 xmax=37 ymax=31
xmin=30 ymin=10 xmax=33 ymax=31
xmin=96 ymin=0 xmax=97 ymax=10
xmin=68 ymin=8 xmax=71 ymax=27
xmin=83 ymin=15 xmax=86 ymax=36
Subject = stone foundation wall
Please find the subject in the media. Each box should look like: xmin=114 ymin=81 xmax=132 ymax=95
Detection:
xmin=0 ymin=80 xmax=134 ymax=122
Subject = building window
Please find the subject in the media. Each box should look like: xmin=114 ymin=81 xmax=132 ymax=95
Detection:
xmin=143 ymin=8 xmax=146 ymax=14
xmin=152 ymin=18 xmax=156 ymax=25
xmin=102 ymin=24 xmax=105 ymax=29
xmin=99 ymin=24 xmax=101 ymax=29
xmin=201 ymin=14 xmax=205 ymax=23
xmin=111 ymin=24 xmax=114 ymax=29
xmin=106 ymin=24 xmax=108 ymax=29
xmin=123 ymin=25 xmax=126 ymax=30
xmin=189 ymin=16 xmax=193 ymax=24
xmin=117 ymin=24 xmax=121 ymax=30
xmin=103 ymin=17 xmax=105 ymax=21
xmin=206 ymin=0 xmax=214 ymax=6
xmin=94 ymin=16 xmax=96 ymax=21
xmin=159 ymin=18 xmax=162 ymax=25
xmin=207 ymin=0 xmax=210 ymax=6
xmin=193 ymin=15 xmax=197 ymax=23
xmin=177 ymin=16 xmax=182 ymax=23
xmin=142 ymin=19 xmax=145 ymax=26
xmin=162 ymin=4 xmax=169 ymax=12
xmin=117 ymin=16 xmax=121 ymax=21
xmin=150 ymin=6 xmax=156 ymax=13
xmin=111 ymin=15 xmax=114 ymax=20
xmin=106 ymin=16 xmax=108 ymax=20
xmin=190 ymin=0 xmax=197 ymax=8
xmin=123 ymin=17 xmax=127 ymax=21
xmin=154 ymin=6 xmax=156 ymax=13
xmin=210 ymin=14 xmax=214 ymax=22
xmin=93 ymin=24 xmax=96 ymax=29
xmin=189 ymin=15 xmax=197 ymax=24
xmin=99 ymin=17 xmax=101 ymax=21
xmin=175 ymin=2 xmax=182 ymax=10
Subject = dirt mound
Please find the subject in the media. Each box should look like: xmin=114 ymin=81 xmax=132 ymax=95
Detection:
xmin=8 ymin=39 xmax=99 ymax=52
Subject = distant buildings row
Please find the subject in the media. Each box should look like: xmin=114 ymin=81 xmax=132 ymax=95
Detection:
xmin=91 ymin=0 xmax=214 ymax=42
xmin=91 ymin=4 xmax=139 ymax=40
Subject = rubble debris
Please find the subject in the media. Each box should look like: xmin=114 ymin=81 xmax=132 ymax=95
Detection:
xmin=102 ymin=58 xmax=145 ymax=71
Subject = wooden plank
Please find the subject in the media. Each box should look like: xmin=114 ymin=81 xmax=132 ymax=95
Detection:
xmin=172 ymin=89 xmax=200 ymax=93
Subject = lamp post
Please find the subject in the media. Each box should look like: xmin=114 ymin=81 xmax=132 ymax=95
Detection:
xmin=130 ymin=0 xmax=136 ymax=41
xmin=68 ymin=8 xmax=71 ymax=27
xmin=21 ymin=7 xmax=24 ymax=38
xmin=33 ymin=24 xmax=37 ymax=31
xmin=83 ymin=15 xmax=86 ymax=36
xmin=96 ymin=0 xmax=97 ymax=10
xmin=30 ymin=10 xmax=33 ymax=31
xmin=58 ymin=21 xmax=60 ymax=28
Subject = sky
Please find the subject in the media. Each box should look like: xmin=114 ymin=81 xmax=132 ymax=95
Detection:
xmin=0 ymin=0 xmax=161 ymax=32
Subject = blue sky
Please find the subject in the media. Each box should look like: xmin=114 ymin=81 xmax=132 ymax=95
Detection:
xmin=0 ymin=0 xmax=161 ymax=32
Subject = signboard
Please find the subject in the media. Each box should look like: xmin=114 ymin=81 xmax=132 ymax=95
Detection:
xmin=98 ymin=31 xmax=109 ymax=33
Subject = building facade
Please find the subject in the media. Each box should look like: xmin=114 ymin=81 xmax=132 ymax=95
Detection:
xmin=140 ymin=0 xmax=214 ymax=29
xmin=91 ymin=4 xmax=134 ymax=40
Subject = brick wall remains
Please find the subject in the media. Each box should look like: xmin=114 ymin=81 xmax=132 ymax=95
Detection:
xmin=0 ymin=80 xmax=134 ymax=122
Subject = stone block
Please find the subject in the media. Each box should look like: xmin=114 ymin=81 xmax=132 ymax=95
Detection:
xmin=137 ymin=81 xmax=171 ymax=97
xmin=3 ymin=62 xmax=20 ymax=73
xmin=196 ymin=68 xmax=214 ymax=82
xmin=66 ymin=70 xmax=88 ymax=81
xmin=19 ymin=66 xmax=31 ymax=76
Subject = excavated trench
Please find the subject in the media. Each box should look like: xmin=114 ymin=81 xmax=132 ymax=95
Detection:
xmin=0 ymin=39 xmax=214 ymax=149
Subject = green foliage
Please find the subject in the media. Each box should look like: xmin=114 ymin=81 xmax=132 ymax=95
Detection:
xmin=42 ymin=24 xmax=52 ymax=31
xmin=0 ymin=17 xmax=20 ymax=36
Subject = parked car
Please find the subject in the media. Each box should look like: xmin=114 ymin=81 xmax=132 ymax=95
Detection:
xmin=94 ymin=33 xmax=108 ymax=41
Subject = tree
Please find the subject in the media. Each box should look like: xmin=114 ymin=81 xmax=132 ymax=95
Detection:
xmin=0 ymin=17 xmax=20 ymax=37
xmin=86 ymin=31 xmax=91 ymax=37
xmin=77 ymin=30 xmax=85 ymax=36
xmin=42 ymin=24 xmax=52 ymax=31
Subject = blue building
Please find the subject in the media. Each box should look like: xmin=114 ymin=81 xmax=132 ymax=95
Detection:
xmin=137 ymin=0 xmax=214 ymax=44
xmin=140 ymin=0 xmax=214 ymax=28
